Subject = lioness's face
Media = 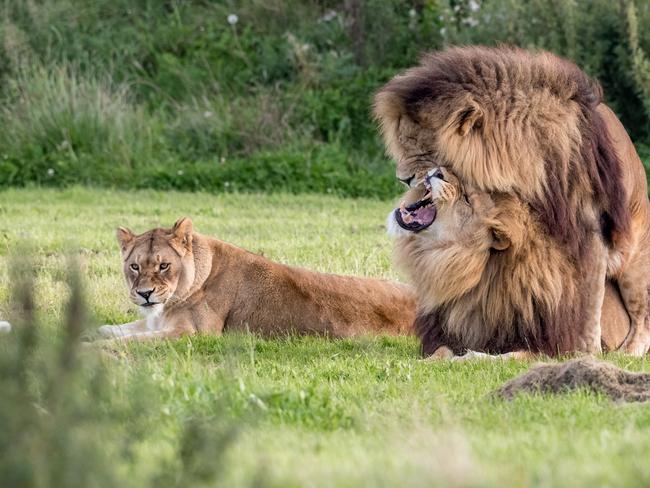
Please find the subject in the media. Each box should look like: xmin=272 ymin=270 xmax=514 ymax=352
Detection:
xmin=388 ymin=167 xmax=505 ymax=250
xmin=116 ymin=218 xmax=195 ymax=312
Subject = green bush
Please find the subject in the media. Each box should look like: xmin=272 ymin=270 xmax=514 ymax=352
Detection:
xmin=138 ymin=144 xmax=402 ymax=198
xmin=0 ymin=0 xmax=649 ymax=196
xmin=0 ymin=66 xmax=168 ymax=186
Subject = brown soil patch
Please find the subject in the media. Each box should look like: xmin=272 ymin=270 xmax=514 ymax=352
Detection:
xmin=494 ymin=358 xmax=650 ymax=402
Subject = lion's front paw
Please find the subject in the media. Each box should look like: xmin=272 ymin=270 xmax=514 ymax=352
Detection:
xmin=452 ymin=350 xmax=492 ymax=362
xmin=98 ymin=325 xmax=120 ymax=338
xmin=622 ymin=338 xmax=650 ymax=356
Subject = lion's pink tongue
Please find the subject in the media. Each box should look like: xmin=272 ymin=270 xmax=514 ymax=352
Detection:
xmin=399 ymin=205 xmax=436 ymax=227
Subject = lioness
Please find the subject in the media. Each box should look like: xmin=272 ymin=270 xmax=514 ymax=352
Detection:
xmin=99 ymin=218 xmax=415 ymax=341
xmin=388 ymin=167 xmax=636 ymax=359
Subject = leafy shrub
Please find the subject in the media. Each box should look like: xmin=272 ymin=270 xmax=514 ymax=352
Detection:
xmin=0 ymin=66 xmax=167 ymax=187
xmin=138 ymin=144 xmax=401 ymax=199
xmin=0 ymin=0 xmax=649 ymax=196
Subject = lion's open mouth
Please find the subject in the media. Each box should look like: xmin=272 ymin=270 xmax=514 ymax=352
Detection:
xmin=394 ymin=177 xmax=436 ymax=232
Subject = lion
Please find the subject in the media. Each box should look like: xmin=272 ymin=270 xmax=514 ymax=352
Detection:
xmin=387 ymin=167 xmax=637 ymax=359
xmin=597 ymin=104 xmax=650 ymax=355
xmin=375 ymin=46 xmax=650 ymax=355
xmin=98 ymin=218 xmax=415 ymax=341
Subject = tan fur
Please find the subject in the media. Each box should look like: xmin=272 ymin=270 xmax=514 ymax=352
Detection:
xmin=391 ymin=170 xmax=574 ymax=355
xmin=601 ymin=282 xmax=632 ymax=352
xmin=99 ymin=218 xmax=416 ymax=342
xmin=376 ymin=46 xmax=649 ymax=355
xmin=389 ymin=169 xmax=636 ymax=357
xmin=597 ymin=105 xmax=650 ymax=355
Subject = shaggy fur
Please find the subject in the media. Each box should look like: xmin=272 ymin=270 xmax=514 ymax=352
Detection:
xmin=392 ymin=172 xmax=588 ymax=356
xmin=390 ymin=166 xmax=639 ymax=357
xmin=494 ymin=358 xmax=650 ymax=402
xmin=374 ymin=46 xmax=629 ymax=254
xmin=100 ymin=218 xmax=416 ymax=342
xmin=376 ymin=46 xmax=650 ymax=355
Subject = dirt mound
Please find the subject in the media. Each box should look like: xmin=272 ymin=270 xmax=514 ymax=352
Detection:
xmin=494 ymin=358 xmax=650 ymax=402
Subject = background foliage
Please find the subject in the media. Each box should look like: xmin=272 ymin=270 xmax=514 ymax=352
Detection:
xmin=1 ymin=0 xmax=650 ymax=197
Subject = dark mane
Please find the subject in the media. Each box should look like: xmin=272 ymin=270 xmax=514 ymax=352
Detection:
xmin=377 ymin=45 xmax=630 ymax=259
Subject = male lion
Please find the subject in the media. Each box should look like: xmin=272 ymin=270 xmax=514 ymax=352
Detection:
xmin=99 ymin=218 xmax=415 ymax=341
xmin=375 ymin=46 xmax=650 ymax=355
xmin=388 ymin=167 xmax=637 ymax=358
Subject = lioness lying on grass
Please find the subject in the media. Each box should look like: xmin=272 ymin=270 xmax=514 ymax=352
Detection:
xmin=99 ymin=218 xmax=415 ymax=341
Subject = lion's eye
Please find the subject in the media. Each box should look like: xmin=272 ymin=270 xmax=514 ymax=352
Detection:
xmin=160 ymin=263 xmax=170 ymax=271
xmin=463 ymin=194 xmax=471 ymax=206
xmin=130 ymin=263 xmax=139 ymax=272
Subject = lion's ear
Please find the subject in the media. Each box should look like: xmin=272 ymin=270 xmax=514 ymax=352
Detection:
xmin=116 ymin=227 xmax=135 ymax=255
xmin=171 ymin=217 xmax=194 ymax=252
xmin=490 ymin=227 xmax=511 ymax=251
xmin=457 ymin=105 xmax=483 ymax=136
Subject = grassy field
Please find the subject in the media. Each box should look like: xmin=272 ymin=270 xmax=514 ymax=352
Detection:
xmin=1 ymin=188 xmax=650 ymax=487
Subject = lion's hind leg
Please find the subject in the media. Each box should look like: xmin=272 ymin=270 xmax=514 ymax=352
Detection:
xmin=617 ymin=253 xmax=650 ymax=356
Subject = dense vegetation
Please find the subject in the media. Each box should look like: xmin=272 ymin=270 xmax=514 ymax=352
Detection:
xmin=2 ymin=0 xmax=650 ymax=197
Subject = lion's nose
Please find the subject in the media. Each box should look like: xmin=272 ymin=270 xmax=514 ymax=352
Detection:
xmin=136 ymin=289 xmax=154 ymax=301
xmin=398 ymin=174 xmax=415 ymax=187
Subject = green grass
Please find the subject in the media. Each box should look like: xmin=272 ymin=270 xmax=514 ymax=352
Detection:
xmin=1 ymin=187 xmax=650 ymax=487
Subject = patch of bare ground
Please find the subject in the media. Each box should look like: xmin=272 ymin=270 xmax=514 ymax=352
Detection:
xmin=495 ymin=358 xmax=650 ymax=402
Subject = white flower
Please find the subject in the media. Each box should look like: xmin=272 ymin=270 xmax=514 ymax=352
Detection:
xmin=224 ymin=181 xmax=231 ymax=187
xmin=227 ymin=14 xmax=238 ymax=25
xmin=319 ymin=10 xmax=337 ymax=22
xmin=440 ymin=27 xmax=447 ymax=36
xmin=409 ymin=8 xmax=417 ymax=18
xmin=47 ymin=168 xmax=55 ymax=177
xmin=203 ymin=111 xmax=213 ymax=118
xmin=469 ymin=0 xmax=480 ymax=12
xmin=177 ymin=170 xmax=184 ymax=176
